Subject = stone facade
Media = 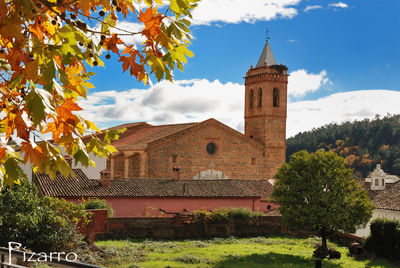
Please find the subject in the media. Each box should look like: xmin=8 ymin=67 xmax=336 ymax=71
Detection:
xmin=103 ymin=41 xmax=288 ymax=181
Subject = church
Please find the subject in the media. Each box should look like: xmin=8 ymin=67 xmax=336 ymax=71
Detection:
xmin=96 ymin=40 xmax=288 ymax=181
xmin=34 ymin=40 xmax=288 ymax=217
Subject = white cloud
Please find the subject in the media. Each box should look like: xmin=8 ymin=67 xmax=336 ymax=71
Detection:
xmin=78 ymin=79 xmax=400 ymax=139
xmin=92 ymin=21 xmax=145 ymax=47
xmin=191 ymin=0 xmax=301 ymax=25
xmin=328 ymin=2 xmax=348 ymax=9
xmin=304 ymin=5 xmax=323 ymax=12
xmin=287 ymin=90 xmax=400 ymax=137
xmin=288 ymin=69 xmax=331 ymax=98
xmin=78 ymin=79 xmax=245 ymax=131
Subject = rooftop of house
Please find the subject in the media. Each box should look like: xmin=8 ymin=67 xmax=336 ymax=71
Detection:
xmin=83 ymin=121 xmax=197 ymax=151
xmin=33 ymin=169 xmax=274 ymax=199
xmin=356 ymin=165 xmax=400 ymax=211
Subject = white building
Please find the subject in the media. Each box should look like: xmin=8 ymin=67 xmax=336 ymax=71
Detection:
xmin=355 ymin=164 xmax=400 ymax=237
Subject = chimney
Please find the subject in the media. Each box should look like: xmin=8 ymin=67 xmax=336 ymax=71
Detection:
xmin=99 ymin=169 xmax=111 ymax=187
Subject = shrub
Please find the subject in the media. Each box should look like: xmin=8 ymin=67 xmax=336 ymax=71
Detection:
xmin=192 ymin=208 xmax=263 ymax=224
xmin=84 ymin=198 xmax=114 ymax=217
xmin=0 ymin=180 xmax=89 ymax=252
xmin=365 ymin=218 xmax=400 ymax=260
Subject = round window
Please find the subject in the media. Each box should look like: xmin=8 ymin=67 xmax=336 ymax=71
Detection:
xmin=206 ymin=142 xmax=217 ymax=155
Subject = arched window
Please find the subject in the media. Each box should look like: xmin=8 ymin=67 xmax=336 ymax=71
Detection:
xmin=258 ymin=88 xmax=262 ymax=107
xmin=273 ymin=88 xmax=279 ymax=107
xmin=249 ymin=89 xmax=254 ymax=109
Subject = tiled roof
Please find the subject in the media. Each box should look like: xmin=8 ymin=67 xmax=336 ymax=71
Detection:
xmin=83 ymin=122 xmax=197 ymax=150
xmin=356 ymin=178 xmax=400 ymax=211
xmin=369 ymin=181 xmax=400 ymax=211
xmin=34 ymin=169 xmax=274 ymax=199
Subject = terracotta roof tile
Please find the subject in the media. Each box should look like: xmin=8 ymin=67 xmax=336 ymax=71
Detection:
xmin=83 ymin=122 xmax=197 ymax=150
xmin=356 ymin=178 xmax=400 ymax=211
xmin=368 ymin=181 xmax=400 ymax=211
xmin=33 ymin=169 xmax=274 ymax=199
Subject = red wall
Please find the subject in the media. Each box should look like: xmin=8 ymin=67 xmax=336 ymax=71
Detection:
xmin=67 ymin=197 xmax=278 ymax=218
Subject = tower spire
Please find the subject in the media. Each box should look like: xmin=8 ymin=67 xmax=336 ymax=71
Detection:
xmin=256 ymin=32 xmax=277 ymax=68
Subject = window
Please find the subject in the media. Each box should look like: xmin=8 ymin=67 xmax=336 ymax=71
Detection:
xmin=172 ymin=155 xmax=177 ymax=163
xmin=206 ymin=142 xmax=217 ymax=155
xmin=258 ymin=88 xmax=262 ymax=107
xmin=249 ymin=89 xmax=254 ymax=108
xmin=375 ymin=179 xmax=379 ymax=186
xmin=382 ymin=178 xmax=385 ymax=186
xmin=251 ymin=158 xmax=256 ymax=165
xmin=273 ymin=88 xmax=279 ymax=107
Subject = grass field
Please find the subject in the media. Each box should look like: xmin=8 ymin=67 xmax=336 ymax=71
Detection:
xmin=79 ymin=236 xmax=397 ymax=267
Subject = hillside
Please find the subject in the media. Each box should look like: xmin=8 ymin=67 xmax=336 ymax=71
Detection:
xmin=286 ymin=114 xmax=400 ymax=177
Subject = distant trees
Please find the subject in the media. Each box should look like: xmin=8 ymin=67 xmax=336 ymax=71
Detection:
xmin=287 ymin=114 xmax=400 ymax=177
xmin=272 ymin=150 xmax=374 ymax=259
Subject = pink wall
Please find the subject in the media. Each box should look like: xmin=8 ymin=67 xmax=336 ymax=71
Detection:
xmin=67 ymin=197 xmax=279 ymax=218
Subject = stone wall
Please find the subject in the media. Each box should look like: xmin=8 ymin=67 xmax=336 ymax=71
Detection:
xmin=95 ymin=216 xmax=284 ymax=240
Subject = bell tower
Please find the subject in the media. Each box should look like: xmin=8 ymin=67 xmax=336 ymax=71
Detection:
xmin=244 ymin=40 xmax=288 ymax=179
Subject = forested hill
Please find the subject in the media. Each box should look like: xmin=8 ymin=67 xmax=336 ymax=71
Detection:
xmin=286 ymin=114 xmax=400 ymax=177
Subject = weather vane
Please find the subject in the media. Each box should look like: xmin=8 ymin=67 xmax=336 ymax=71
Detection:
xmin=265 ymin=26 xmax=270 ymax=41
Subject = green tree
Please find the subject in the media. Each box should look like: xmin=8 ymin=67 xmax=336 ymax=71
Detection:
xmin=271 ymin=150 xmax=374 ymax=259
xmin=0 ymin=179 xmax=89 ymax=252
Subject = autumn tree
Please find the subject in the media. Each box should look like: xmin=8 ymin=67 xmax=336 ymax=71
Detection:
xmin=0 ymin=0 xmax=198 ymax=186
xmin=271 ymin=150 xmax=374 ymax=260
xmin=286 ymin=114 xmax=400 ymax=177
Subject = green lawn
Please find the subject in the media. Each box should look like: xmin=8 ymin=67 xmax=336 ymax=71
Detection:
xmin=80 ymin=236 xmax=397 ymax=268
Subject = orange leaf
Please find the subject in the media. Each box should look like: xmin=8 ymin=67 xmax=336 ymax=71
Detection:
xmin=118 ymin=55 xmax=145 ymax=78
xmin=21 ymin=142 xmax=45 ymax=166
xmin=139 ymin=7 xmax=163 ymax=38
xmin=0 ymin=148 xmax=5 ymax=162
xmin=25 ymin=60 xmax=39 ymax=81
xmin=104 ymin=34 xmax=124 ymax=55
xmin=0 ymin=0 xmax=7 ymax=22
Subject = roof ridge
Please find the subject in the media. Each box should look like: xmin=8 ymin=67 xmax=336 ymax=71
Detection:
xmin=144 ymin=121 xmax=202 ymax=144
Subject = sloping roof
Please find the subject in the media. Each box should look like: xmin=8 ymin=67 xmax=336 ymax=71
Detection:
xmin=368 ymin=181 xmax=400 ymax=211
xmin=87 ymin=119 xmax=262 ymax=152
xmin=34 ymin=169 xmax=274 ymax=199
xmin=356 ymin=178 xmax=400 ymax=211
xmin=85 ymin=122 xmax=197 ymax=150
xmin=256 ymin=41 xmax=277 ymax=68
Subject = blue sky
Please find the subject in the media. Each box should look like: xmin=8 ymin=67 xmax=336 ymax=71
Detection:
xmin=79 ymin=0 xmax=400 ymax=137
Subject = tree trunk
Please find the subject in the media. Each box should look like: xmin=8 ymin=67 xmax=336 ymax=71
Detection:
xmin=321 ymin=234 xmax=328 ymax=259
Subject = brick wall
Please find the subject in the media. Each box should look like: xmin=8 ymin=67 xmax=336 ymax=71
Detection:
xmin=128 ymin=154 xmax=141 ymax=177
xmin=146 ymin=121 xmax=268 ymax=180
xmin=244 ymin=65 xmax=287 ymax=180
xmin=79 ymin=209 xmax=108 ymax=243
xmin=113 ymin=154 xmax=124 ymax=179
